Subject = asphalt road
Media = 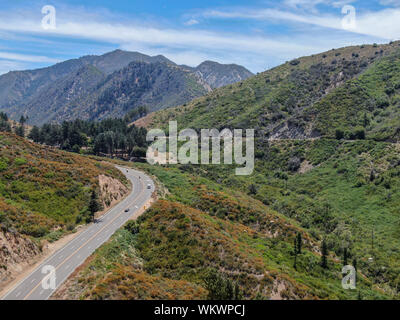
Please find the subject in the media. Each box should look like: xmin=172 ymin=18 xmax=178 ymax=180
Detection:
xmin=2 ymin=166 xmax=154 ymax=300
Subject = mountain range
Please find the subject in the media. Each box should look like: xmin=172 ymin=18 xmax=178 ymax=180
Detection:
xmin=1 ymin=41 xmax=400 ymax=300
xmin=0 ymin=50 xmax=253 ymax=125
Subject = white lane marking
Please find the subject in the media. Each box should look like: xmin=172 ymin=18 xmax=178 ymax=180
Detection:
xmin=39 ymin=289 xmax=44 ymax=295
xmin=65 ymin=264 xmax=70 ymax=270
xmin=77 ymin=254 xmax=81 ymax=259
xmin=30 ymin=279 xmax=36 ymax=284
xmin=59 ymin=255 xmax=63 ymax=259
xmin=16 ymin=291 xmax=21 ymax=298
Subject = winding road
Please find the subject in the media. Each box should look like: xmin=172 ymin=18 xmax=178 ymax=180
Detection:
xmin=2 ymin=166 xmax=154 ymax=300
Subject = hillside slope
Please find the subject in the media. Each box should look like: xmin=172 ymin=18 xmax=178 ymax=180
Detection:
xmin=146 ymin=41 xmax=400 ymax=143
xmin=16 ymin=62 xmax=209 ymax=124
xmin=128 ymin=42 xmax=400 ymax=298
xmin=188 ymin=61 xmax=254 ymax=89
xmin=53 ymin=163 xmax=392 ymax=300
xmin=0 ymin=132 xmax=129 ymax=286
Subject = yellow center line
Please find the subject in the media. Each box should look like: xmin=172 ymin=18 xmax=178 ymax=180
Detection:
xmin=23 ymin=172 xmax=146 ymax=300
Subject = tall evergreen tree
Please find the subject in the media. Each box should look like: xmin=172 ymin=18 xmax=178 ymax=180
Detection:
xmin=226 ymin=279 xmax=234 ymax=300
xmin=28 ymin=126 xmax=40 ymax=142
xmin=88 ymin=190 xmax=100 ymax=223
xmin=296 ymin=232 xmax=302 ymax=254
xmin=321 ymin=239 xmax=328 ymax=269
xmin=15 ymin=124 xmax=25 ymax=138
xmin=352 ymin=258 xmax=357 ymax=272
xmin=343 ymin=247 xmax=348 ymax=266
xmin=234 ymin=282 xmax=242 ymax=300
xmin=19 ymin=115 xmax=26 ymax=125
xmin=293 ymin=237 xmax=298 ymax=270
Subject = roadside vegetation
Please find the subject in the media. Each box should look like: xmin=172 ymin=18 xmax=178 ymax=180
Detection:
xmin=0 ymin=132 xmax=128 ymax=241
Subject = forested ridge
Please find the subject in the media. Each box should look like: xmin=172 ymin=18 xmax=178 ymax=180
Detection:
xmin=27 ymin=115 xmax=148 ymax=159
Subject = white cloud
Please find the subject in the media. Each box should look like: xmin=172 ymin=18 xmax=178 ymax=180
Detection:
xmin=283 ymin=0 xmax=356 ymax=10
xmin=184 ymin=19 xmax=200 ymax=26
xmin=201 ymin=6 xmax=400 ymax=41
xmin=0 ymin=51 xmax=59 ymax=63
xmin=0 ymin=60 xmax=25 ymax=74
xmin=0 ymin=10 xmax=327 ymax=72
xmin=379 ymin=0 xmax=400 ymax=7
xmin=0 ymin=4 xmax=392 ymax=73
xmin=203 ymin=8 xmax=341 ymax=29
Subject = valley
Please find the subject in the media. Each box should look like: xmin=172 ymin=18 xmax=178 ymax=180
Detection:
xmin=0 ymin=41 xmax=399 ymax=301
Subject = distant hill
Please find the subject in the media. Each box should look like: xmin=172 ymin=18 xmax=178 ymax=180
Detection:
xmin=0 ymin=50 xmax=253 ymax=125
xmin=147 ymin=41 xmax=400 ymax=142
xmin=183 ymin=60 xmax=254 ymax=89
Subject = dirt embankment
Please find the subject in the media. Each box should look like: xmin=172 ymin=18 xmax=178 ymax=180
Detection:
xmin=0 ymin=230 xmax=40 ymax=288
xmin=97 ymin=174 xmax=129 ymax=217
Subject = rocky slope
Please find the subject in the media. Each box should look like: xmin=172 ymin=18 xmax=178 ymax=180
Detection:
xmin=0 ymin=230 xmax=40 ymax=287
xmin=185 ymin=61 xmax=254 ymax=89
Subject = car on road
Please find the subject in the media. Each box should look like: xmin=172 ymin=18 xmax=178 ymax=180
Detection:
xmin=147 ymin=184 xmax=151 ymax=189
xmin=125 ymin=208 xmax=130 ymax=212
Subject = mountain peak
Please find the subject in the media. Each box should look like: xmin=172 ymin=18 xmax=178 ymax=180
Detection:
xmin=195 ymin=60 xmax=254 ymax=89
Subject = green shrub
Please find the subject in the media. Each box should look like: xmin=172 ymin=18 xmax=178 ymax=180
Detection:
xmin=0 ymin=159 xmax=8 ymax=171
xmin=335 ymin=129 xmax=345 ymax=140
xmin=14 ymin=158 xmax=27 ymax=166
xmin=125 ymin=220 xmax=140 ymax=234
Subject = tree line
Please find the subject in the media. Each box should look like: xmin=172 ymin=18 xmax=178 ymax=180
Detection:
xmin=0 ymin=112 xmax=11 ymax=132
xmin=27 ymin=117 xmax=148 ymax=158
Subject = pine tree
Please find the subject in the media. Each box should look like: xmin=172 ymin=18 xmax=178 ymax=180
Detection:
xmin=321 ymin=239 xmax=328 ymax=269
xmin=234 ymin=282 xmax=243 ymax=300
xmin=28 ymin=126 xmax=41 ymax=142
xmin=352 ymin=258 xmax=357 ymax=272
xmin=343 ymin=247 xmax=348 ymax=266
xmin=363 ymin=113 xmax=370 ymax=128
xmin=293 ymin=237 xmax=298 ymax=270
xmin=88 ymin=190 xmax=100 ymax=222
xmin=15 ymin=125 xmax=25 ymax=138
xmin=19 ymin=115 xmax=26 ymax=125
xmin=226 ymin=279 xmax=234 ymax=300
xmin=248 ymin=184 xmax=257 ymax=195
xmin=296 ymin=232 xmax=302 ymax=254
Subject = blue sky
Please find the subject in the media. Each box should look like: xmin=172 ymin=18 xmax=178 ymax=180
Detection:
xmin=0 ymin=0 xmax=399 ymax=74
